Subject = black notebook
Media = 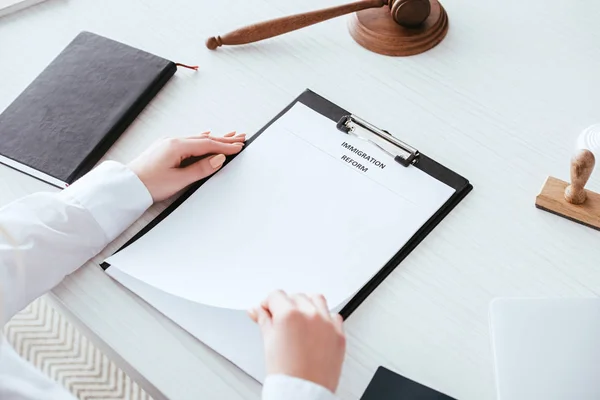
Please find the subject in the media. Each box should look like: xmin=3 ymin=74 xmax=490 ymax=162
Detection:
xmin=0 ymin=31 xmax=178 ymax=188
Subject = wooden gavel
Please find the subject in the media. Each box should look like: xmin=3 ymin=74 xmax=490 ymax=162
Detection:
xmin=206 ymin=0 xmax=448 ymax=56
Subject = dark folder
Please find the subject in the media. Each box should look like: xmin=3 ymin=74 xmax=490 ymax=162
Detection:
xmin=102 ymin=89 xmax=472 ymax=321
xmin=0 ymin=31 xmax=178 ymax=188
xmin=361 ymin=367 xmax=457 ymax=400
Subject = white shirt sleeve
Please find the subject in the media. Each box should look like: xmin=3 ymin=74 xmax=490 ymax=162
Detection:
xmin=0 ymin=161 xmax=153 ymax=325
xmin=262 ymin=375 xmax=338 ymax=400
xmin=0 ymin=161 xmax=338 ymax=400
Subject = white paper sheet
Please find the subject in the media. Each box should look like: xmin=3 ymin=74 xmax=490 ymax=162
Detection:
xmin=108 ymin=267 xmax=266 ymax=381
xmin=105 ymin=102 xmax=455 ymax=380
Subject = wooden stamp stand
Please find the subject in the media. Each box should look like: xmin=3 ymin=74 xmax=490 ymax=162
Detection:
xmin=536 ymin=149 xmax=600 ymax=230
xmin=206 ymin=0 xmax=449 ymax=57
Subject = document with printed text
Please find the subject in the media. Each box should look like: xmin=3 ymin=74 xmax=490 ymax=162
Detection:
xmin=105 ymin=102 xmax=456 ymax=381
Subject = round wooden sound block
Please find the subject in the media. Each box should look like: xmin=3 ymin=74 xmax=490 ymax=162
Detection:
xmin=348 ymin=0 xmax=448 ymax=56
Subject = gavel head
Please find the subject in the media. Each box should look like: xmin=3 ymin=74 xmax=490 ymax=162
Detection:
xmin=387 ymin=0 xmax=431 ymax=28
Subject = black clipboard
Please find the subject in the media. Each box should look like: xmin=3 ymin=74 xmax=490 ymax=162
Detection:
xmin=102 ymin=89 xmax=472 ymax=320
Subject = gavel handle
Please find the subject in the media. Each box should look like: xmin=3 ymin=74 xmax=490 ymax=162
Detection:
xmin=206 ymin=0 xmax=387 ymax=50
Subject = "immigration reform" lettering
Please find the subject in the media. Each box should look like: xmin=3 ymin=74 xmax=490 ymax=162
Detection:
xmin=341 ymin=155 xmax=368 ymax=172
xmin=340 ymin=142 xmax=386 ymax=169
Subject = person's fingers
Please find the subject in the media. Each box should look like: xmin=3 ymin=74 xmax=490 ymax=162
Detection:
xmin=248 ymin=308 xmax=258 ymax=323
xmin=192 ymin=132 xmax=245 ymax=143
xmin=179 ymin=154 xmax=226 ymax=186
xmin=177 ymin=138 xmax=244 ymax=158
xmin=309 ymin=294 xmax=331 ymax=319
xmin=188 ymin=131 xmax=211 ymax=140
xmin=206 ymin=135 xmax=246 ymax=144
xmin=264 ymin=290 xmax=295 ymax=317
xmin=292 ymin=293 xmax=317 ymax=315
xmin=254 ymin=306 xmax=272 ymax=333
xmin=332 ymin=313 xmax=344 ymax=335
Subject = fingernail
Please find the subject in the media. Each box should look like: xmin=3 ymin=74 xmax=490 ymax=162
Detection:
xmin=233 ymin=142 xmax=244 ymax=146
xmin=225 ymin=131 xmax=236 ymax=137
xmin=209 ymin=154 xmax=226 ymax=169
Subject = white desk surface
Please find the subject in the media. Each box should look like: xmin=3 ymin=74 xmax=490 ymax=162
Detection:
xmin=1 ymin=1 xmax=600 ymax=399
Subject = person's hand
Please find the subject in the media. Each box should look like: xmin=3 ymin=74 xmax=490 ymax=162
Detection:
xmin=128 ymin=132 xmax=245 ymax=202
xmin=249 ymin=291 xmax=346 ymax=393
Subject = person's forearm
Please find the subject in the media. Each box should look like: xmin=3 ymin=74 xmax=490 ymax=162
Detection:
xmin=0 ymin=161 xmax=152 ymax=324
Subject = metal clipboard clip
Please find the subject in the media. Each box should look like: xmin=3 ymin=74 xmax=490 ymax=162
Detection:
xmin=336 ymin=115 xmax=419 ymax=167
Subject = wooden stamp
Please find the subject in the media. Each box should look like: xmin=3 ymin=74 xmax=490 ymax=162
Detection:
xmin=536 ymin=149 xmax=600 ymax=230
xmin=206 ymin=0 xmax=448 ymax=57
